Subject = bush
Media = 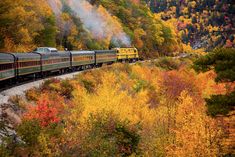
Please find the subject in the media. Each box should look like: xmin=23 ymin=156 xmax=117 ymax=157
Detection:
xmin=74 ymin=112 xmax=141 ymax=156
xmin=41 ymin=78 xmax=61 ymax=91
xmin=25 ymin=88 xmax=40 ymax=102
xmin=155 ymin=57 xmax=181 ymax=70
xmin=133 ymin=79 xmax=148 ymax=93
xmin=60 ymin=80 xmax=74 ymax=99
xmin=8 ymin=95 xmax=26 ymax=109
xmin=80 ymin=79 xmax=95 ymax=93
xmin=17 ymin=119 xmax=41 ymax=146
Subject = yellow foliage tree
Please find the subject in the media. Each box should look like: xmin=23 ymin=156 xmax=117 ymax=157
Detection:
xmin=134 ymin=28 xmax=146 ymax=49
xmin=167 ymin=91 xmax=223 ymax=157
xmin=0 ymin=0 xmax=54 ymax=52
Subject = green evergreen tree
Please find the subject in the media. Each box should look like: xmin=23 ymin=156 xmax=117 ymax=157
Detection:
xmin=194 ymin=48 xmax=235 ymax=116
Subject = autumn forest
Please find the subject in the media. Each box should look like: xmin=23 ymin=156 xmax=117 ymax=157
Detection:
xmin=0 ymin=0 xmax=235 ymax=157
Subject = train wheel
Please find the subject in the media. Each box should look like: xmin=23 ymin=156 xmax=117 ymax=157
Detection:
xmin=33 ymin=74 xmax=36 ymax=81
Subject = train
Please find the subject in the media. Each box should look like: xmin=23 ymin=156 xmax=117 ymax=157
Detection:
xmin=0 ymin=47 xmax=139 ymax=83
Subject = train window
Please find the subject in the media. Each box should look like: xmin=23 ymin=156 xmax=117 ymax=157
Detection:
xmin=42 ymin=58 xmax=70 ymax=64
xmin=62 ymin=58 xmax=69 ymax=62
xmin=18 ymin=61 xmax=40 ymax=68
xmin=36 ymin=48 xmax=43 ymax=52
xmin=45 ymin=48 xmax=50 ymax=53
xmin=51 ymin=50 xmax=57 ymax=53
xmin=0 ymin=63 xmax=13 ymax=71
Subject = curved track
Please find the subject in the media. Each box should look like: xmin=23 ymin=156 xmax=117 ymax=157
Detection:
xmin=0 ymin=59 xmax=149 ymax=105
xmin=0 ymin=70 xmax=86 ymax=105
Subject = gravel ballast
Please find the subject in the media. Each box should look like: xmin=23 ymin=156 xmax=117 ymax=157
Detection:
xmin=0 ymin=71 xmax=83 ymax=105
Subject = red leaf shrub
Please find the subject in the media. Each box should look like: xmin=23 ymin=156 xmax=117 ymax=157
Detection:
xmin=24 ymin=94 xmax=64 ymax=127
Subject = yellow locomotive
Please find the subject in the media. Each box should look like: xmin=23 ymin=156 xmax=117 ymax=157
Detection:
xmin=112 ymin=47 xmax=139 ymax=62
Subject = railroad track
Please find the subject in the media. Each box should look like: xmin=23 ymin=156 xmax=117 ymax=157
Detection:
xmin=0 ymin=58 xmax=158 ymax=105
xmin=0 ymin=70 xmax=81 ymax=93
xmin=0 ymin=67 xmax=94 ymax=104
xmin=0 ymin=58 xmax=148 ymax=92
xmin=0 ymin=62 xmax=138 ymax=104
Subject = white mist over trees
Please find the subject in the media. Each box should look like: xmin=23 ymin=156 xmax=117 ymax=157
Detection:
xmin=67 ymin=0 xmax=131 ymax=47
xmin=47 ymin=0 xmax=62 ymax=16
xmin=47 ymin=0 xmax=131 ymax=47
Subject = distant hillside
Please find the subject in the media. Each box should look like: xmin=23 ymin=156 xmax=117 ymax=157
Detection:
xmin=147 ymin=0 xmax=235 ymax=50
xmin=0 ymin=0 xmax=184 ymax=58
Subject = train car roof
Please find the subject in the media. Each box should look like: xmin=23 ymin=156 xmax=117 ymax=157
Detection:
xmin=95 ymin=50 xmax=116 ymax=53
xmin=70 ymin=51 xmax=95 ymax=55
xmin=0 ymin=52 xmax=15 ymax=62
xmin=11 ymin=53 xmax=41 ymax=59
xmin=112 ymin=47 xmax=137 ymax=50
xmin=35 ymin=51 xmax=70 ymax=58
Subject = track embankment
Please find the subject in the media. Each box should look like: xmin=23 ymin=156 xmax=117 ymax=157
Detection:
xmin=0 ymin=71 xmax=83 ymax=105
xmin=0 ymin=60 xmax=148 ymax=105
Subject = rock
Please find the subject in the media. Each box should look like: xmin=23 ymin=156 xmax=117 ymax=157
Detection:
xmin=4 ymin=108 xmax=22 ymax=126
